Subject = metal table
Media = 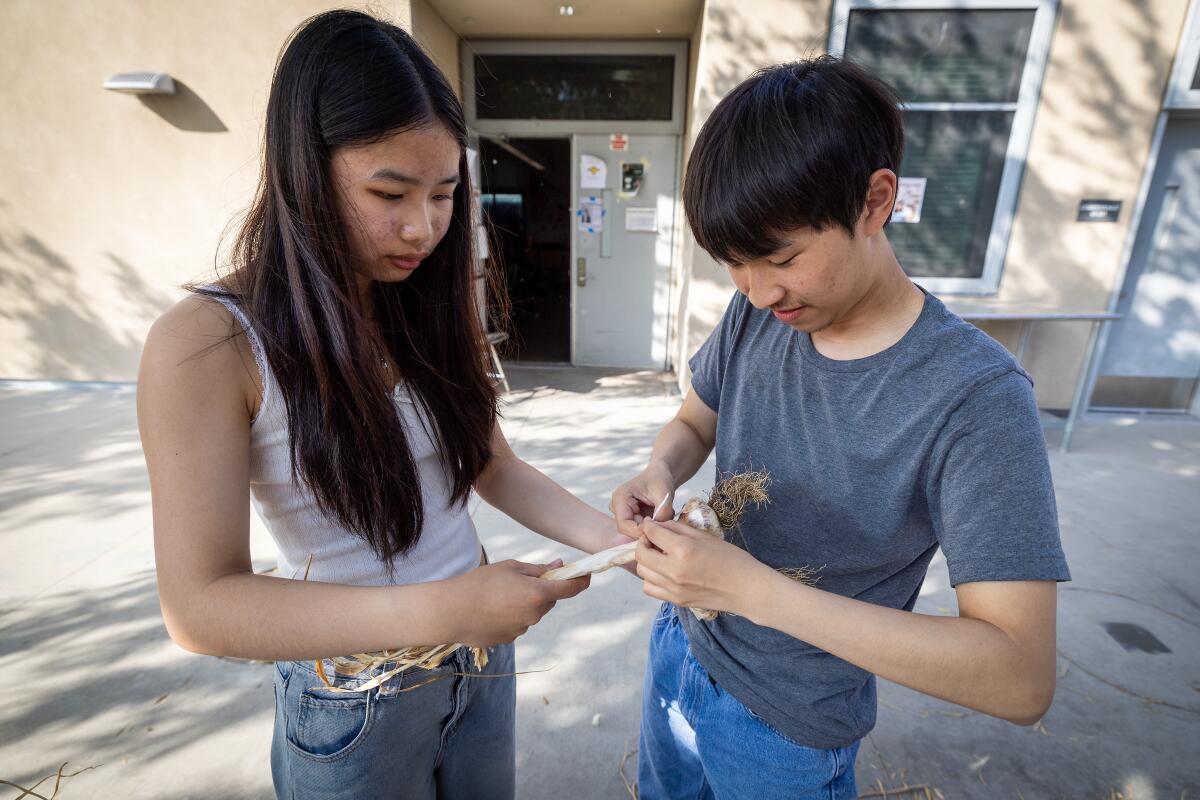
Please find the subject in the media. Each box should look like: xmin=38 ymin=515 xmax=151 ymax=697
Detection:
xmin=943 ymin=302 xmax=1122 ymax=453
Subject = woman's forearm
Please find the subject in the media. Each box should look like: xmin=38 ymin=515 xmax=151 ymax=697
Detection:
xmin=476 ymin=454 xmax=615 ymax=554
xmin=741 ymin=570 xmax=1055 ymax=724
xmin=163 ymin=571 xmax=459 ymax=661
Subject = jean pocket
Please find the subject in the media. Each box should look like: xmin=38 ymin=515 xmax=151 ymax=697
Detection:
xmin=287 ymin=682 xmax=375 ymax=761
xmin=652 ymin=601 xmax=675 ymax=627
xmin=741 ymin=699 xmax=810 ymax=749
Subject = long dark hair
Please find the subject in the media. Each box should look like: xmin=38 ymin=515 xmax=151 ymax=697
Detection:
xmin=200 ymin=9 xmax=500 ymax=563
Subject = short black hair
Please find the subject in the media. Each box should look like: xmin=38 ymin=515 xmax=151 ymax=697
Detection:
xmin=683 ymin=56 xmax=904 ymax=265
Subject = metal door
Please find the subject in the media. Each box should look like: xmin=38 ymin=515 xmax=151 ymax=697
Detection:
xmin=571 ymin=134 xmax=678 ymax=368
xmin=1100 ymin=118 xmax=1200 ymax=384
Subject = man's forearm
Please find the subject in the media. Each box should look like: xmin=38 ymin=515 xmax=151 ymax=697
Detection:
xmin=648 ymin=418 xmax=713 ymax=489
xmin=740 ymin=570 xmax=1055 ymax=724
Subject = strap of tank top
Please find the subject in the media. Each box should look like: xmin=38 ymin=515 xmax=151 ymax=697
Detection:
xmin=201 ymin=286 xmax=272 ymax=419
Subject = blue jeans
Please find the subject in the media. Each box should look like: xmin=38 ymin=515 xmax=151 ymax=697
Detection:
xmin=271 ymin=643 xmax=515 ymax=800
xmin=639 ymin=605 xmax=860 ymax=800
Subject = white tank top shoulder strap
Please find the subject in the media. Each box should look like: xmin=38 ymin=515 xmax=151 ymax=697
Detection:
xmin=199 ymin=285 xmax=275 ymax=424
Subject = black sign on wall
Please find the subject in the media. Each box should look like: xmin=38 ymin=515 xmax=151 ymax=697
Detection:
xmin=1077 ymin=199 xmax=1122 ymax=222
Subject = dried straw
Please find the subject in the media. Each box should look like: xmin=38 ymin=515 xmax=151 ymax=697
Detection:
xmin=858 ymin=783 xmax=939 ymax=799
xmin=0 ymin=761 xmax=100 ymax=800
xmin=779 ymin=565 xmax=823 ymax=586
xmin=704 ymin=470 xmax=771 ymax=531
xmin=684 ymin=471 xmax=822 ymax=618
xmin=298 ymin=554 xmax=487 ymax=694
xmin=311 ymin=643 xmax=488 ymax=695
xmin=618 ymin=743 xmax=639 ymax=799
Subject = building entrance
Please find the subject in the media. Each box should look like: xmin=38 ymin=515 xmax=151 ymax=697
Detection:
xmin=466 ymin=40 xmax=687 ymax=369
xmin=480 ymin=137 xmax=572 ymax=363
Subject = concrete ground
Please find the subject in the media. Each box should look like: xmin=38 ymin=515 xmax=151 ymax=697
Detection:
xmin=0 ymin=366 xmax=1197 ymax=799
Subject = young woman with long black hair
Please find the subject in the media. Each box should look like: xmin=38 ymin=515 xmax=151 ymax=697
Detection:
xmin=137 ymin=10 xmax=617 ymax=798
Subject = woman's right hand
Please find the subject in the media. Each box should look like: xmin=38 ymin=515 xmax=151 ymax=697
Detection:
xmin=448 ymin=559 xmax=591 ymax=648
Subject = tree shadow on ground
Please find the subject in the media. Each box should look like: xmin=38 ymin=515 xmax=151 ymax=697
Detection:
xmin=0 ymin=385 xmax=148 ymax=527
xmin=0 ymin=570 xmax=276 ymax=786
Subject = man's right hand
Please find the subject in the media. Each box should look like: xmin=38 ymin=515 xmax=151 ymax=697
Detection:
xmin=610 ymin=462 xmax=676 ymax=540
xmin=448 ymin=559 xmax=590 ymax=648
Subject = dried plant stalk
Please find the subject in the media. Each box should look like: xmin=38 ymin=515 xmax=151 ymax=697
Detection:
xmin=686 ymin=471 xmax=820 ymax=618
xmin=679 ymin=497 xmax=726 ymax=621
xmin=537 ymin=471 xmax=776 ymax=620
xmin=541 ymin=541 xmax=637 ymax=580
xmin=705 ymin=470 xmax=771 ymax=531
xmin=540 ymin=469 xmax=816 ymax=624
xmin=542 ymin=495 xmax=671 ymax=581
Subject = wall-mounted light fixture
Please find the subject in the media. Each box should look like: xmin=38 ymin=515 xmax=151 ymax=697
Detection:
xmin=103 ymin=72 xmax=176 ymax=95
xmin=559 ymin=5 xmax=574 ymax=16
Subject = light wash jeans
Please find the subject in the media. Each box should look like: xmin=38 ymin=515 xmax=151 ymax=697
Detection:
xmin=639 ymin=604 xmax=860 ymax=800
xmin=271 ymin=642 xmax=515 ymax=800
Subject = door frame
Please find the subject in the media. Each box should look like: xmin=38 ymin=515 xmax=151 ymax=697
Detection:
xmin=473 ymin=132 xmax=575 ymax=362
xmin=463 ymin=39 xmax=689 ymax=368
xmin=469 ymin=128 xmax=683 ymax=368
xmin=569 ymin=132 xmax=681 ymax=369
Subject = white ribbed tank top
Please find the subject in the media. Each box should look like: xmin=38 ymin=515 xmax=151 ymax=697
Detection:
xmin=208 ymin=292 xmax=482 ymax=586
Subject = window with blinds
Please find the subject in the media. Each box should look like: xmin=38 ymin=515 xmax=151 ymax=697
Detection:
xmin=473 ymin=55 xmax=675 ymax=121
xmin=844 ymin=9 xmax=1038 ymax=281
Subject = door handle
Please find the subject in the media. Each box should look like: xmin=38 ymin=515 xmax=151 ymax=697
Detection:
xmin=577 ymin=257 xmax=587 ymax=287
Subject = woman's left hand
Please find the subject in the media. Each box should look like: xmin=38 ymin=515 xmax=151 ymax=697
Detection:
xmin=634 ymin=520 xmax=768 ymax=616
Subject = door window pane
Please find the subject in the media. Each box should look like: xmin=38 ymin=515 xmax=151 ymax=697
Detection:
xmin=845 ymin=10 xmax=1035 ymax=103
xmin=473 ymin=55 xmax=674 ymax=120
xmin=887 ymin=110 xmax=1014 ymax=279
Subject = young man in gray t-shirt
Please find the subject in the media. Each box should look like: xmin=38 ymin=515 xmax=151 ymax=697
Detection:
xmin=611 ymin=57 xmax=1069 ymax=799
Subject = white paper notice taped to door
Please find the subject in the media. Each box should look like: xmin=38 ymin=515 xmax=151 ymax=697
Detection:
xmin=580 ymin=155 xmax=607 ymax=189
xmin=625 ymin=207 xmax=658 ymax=232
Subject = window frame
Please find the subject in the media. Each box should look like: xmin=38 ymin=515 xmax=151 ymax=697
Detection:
xmin=462 ymin=40 xmax=688 ymax=135
xmin=1166 ymin=0 xmax=1200 ymax=109
xmin=829 ymin=0 xmax=1058 ymax=295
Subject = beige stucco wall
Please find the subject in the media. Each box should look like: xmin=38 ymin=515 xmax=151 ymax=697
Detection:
xmin=2 ymin=0 xmax=1189 ymax=402
xmin=0 ymin=0 xmax=453 ymax=382
xmin=676 ymin=0 xmax=1189 ymax=409
xmin=985 ymin=0 xmax=1189 ymax=408
xmin=412 ymin=0 xmax=461 ymax=98
xmin=673 ymin=0 xmax=832 ymax=385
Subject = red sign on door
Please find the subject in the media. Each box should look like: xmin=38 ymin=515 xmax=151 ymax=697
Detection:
xmin=609 ymin=134 xmax=629 ymax=151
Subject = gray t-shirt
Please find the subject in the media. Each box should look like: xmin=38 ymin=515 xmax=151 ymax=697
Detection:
xmin=682 ymin=288 xmax=1070 ymax=749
